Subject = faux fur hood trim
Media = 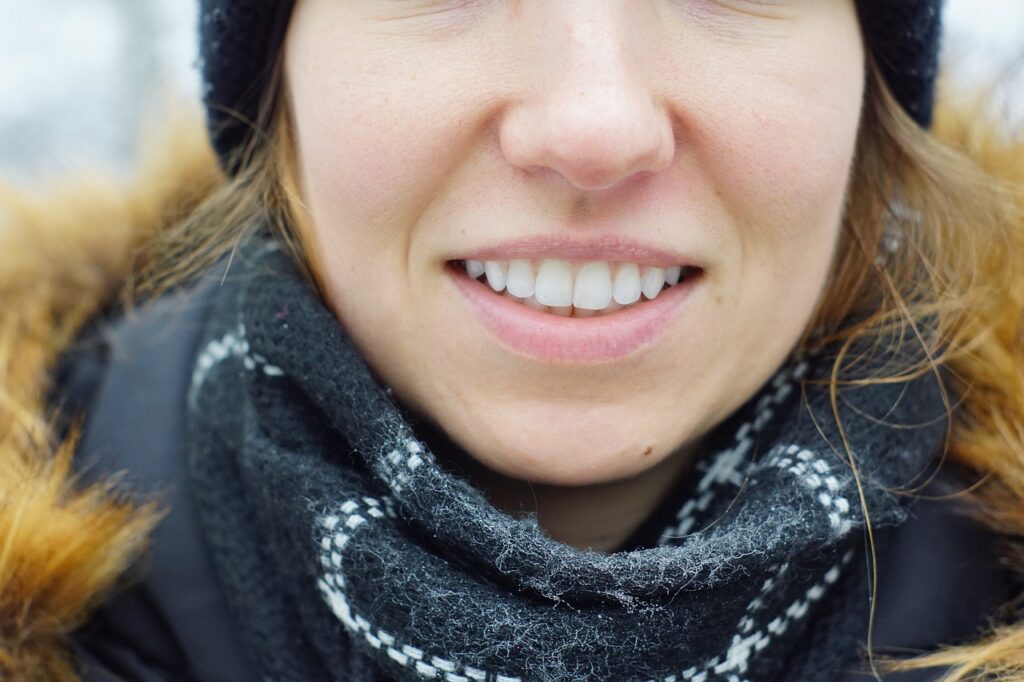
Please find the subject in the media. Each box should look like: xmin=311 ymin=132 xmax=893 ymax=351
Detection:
xmin=0 ymin=103 xmax=221 ymax=680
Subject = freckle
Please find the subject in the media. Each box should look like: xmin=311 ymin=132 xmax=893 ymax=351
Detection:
xmin=642 ymin=446 xmax=653 ymax=457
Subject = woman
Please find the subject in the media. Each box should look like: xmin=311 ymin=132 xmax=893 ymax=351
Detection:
xmin=1 ymin=1 xmax=1022 ymax=680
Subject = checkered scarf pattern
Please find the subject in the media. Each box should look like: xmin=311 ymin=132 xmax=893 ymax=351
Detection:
xmin=185 ymin=233 xmax=949 ymax=681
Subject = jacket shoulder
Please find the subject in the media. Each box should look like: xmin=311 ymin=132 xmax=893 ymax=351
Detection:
xmin=832 ymin=468 xmax=1019 ymax=680
xmin=56 ymin=274 xmax=258 ymax=681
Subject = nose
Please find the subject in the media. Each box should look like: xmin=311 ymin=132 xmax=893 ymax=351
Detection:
xmin=498 ymin=4 xmax=676 ymax=193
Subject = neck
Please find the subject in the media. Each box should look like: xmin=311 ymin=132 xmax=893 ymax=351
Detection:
xmin=409 ymin=414 xmax=700 ymax=553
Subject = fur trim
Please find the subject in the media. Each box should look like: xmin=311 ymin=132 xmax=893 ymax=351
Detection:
xmin=0 ymin=101 xmax=222 ymax=680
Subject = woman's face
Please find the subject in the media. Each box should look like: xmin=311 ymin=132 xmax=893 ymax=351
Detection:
xmin=284 ymin=1 xmax=865 ymax=486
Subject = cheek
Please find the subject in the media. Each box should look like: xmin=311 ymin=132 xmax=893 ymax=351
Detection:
xmin=294 ymin=75 xmax=440 ymax=234
xmin=286 ymin=18 xmax=480 ymax=247
xmin=285 ymin=57 xmax=491 ymax=377
xmin=287 ymin=57 xmax=466 ymax=335
xmin=703 ymin=65 xmax=863 ymax=310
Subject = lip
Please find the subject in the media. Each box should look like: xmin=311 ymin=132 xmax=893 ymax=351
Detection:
xmin=452 ymin=235 xmax=700 ymax=268
xmin=445 ymin=262 xmax=702 ymax=363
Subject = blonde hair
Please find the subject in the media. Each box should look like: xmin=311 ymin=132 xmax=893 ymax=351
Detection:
xmin=1 ymin=45 xmax=1021 ymax=680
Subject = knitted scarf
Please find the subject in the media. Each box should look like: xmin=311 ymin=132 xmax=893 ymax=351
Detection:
xmin=185 ymin=233 xmax=948 ymax=682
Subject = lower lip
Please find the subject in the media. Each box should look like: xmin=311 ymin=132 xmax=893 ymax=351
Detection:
xmin=445 ymin=263 xmax=701 ymax=363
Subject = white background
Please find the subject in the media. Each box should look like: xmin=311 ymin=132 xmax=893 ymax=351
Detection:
xmin=0 ymin=0 xmax=1021 ymax=183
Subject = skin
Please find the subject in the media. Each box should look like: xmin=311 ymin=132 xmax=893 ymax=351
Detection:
xmin=283 ymin=0 xmax=866 ymax=552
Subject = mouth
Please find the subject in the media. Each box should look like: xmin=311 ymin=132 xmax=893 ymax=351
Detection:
xmin=450 ymin=257 xmax=699 ymax=317
xmin=444 ymin=257 xmax=703 ymax=363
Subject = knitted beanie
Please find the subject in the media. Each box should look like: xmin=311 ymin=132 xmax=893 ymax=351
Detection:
xmin=198 ymin=1 xmax=945 ymax=175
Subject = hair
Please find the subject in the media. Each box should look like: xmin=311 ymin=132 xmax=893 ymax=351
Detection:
xmin=2 ymin=39 xmax=1022 ymax=681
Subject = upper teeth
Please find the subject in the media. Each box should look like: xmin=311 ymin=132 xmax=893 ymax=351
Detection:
xmin=464 ymin=258 xmax=686 ymax=312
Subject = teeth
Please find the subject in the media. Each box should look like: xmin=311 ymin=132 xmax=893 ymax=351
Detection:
xmin=573 ymin=262 xmax=612 ymax=310
xmin=506 ymin=259 xmax=535 ymax=298
xmin=612 ymin=263 xmax=641 ymax=305
xmin=640 ymin=267 xmax=666 ymax=299
xmin=522 ymin=294 xmax=548 ymax=311
xmin=484 ymin=260 xmax=508 ymax=292
xmin=534 ymin=259 xmax=574 ymax=307
xmin=465 ymin=258 xmax=692 ymax=316
xmin=466 ymin=259 xmax=486 ymax=279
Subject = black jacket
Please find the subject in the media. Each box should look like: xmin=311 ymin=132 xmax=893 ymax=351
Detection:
xmin=56 ymin=278 xmax=1016 ymax=682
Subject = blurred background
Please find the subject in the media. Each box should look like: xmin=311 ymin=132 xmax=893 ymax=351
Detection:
xmin=1 ymin=0 xmax=1022 ymax=184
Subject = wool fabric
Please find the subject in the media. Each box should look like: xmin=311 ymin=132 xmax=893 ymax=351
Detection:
xmin=185 ymin=230 xmax=950 ymax=681
xmin=197 ymin=1 xmax=946 ymax=176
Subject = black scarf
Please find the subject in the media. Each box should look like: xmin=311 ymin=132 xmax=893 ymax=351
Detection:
xmin=186 ymin=233 xmax=948 ymax=681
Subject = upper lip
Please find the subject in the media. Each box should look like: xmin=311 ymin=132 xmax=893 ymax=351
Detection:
xmin=451 ymin=235 xmax=700 ymax=269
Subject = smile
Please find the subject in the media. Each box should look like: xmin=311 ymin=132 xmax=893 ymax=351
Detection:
xmin=445 ymin=258 xmax=702 ymax=363
xmin=459 ymin=257 xmax=697 ymax=317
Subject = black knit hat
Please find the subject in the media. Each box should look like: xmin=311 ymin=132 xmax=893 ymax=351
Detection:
xmin=198 ymin=1 xmax=945 ymax=176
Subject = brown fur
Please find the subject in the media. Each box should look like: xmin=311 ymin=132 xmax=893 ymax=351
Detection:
xmin=0 ymin=103 xmax=221 ymax=680
xmin=0 ymin=92 xmax=1020 ymax=680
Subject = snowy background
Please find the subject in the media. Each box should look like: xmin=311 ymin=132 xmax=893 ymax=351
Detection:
xmin=1 ymin=0 xmax=1022 ymax=184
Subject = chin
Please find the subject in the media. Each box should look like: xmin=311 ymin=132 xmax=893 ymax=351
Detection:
xmin=459 ymin=424 xmax=670 ymax=487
